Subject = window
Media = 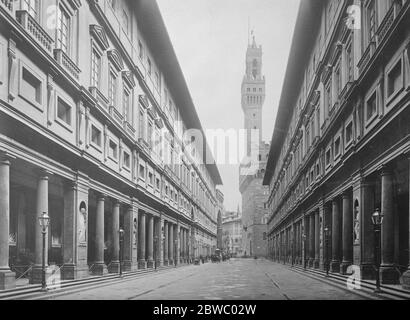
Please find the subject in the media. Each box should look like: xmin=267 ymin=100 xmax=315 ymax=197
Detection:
xmin=108 ymin=71 xmax=117 ymax=106
xmin=156 ymin=177 xmax=160 ymax=190
xmin=387 ymin=60 xmax=403 ymax=98
xmin=139 ymin=109 xmax=145 ymax=140
xmin=56 ymin=5 xmax=70 ymax=54
xmin=22 ymin=67 xmax=42 ymax=104
xmin=139 ymin=164 xmax=145 ymax=180
xmin=23 ymin=0 xmax=39 ymax=20
xmin=325 ymin=80 xmax=332 ymax=113
xmin=367 ymin=0 xmax=377 ymax=43
xmin=346 ymin=42 xmax=354 ymax=82
xmin=138 ymin=41 xmax=143 ymax=60
xmin=123 ymin=89 xmax=131 ymax=122
xmin=147 ymin=119 xmax=153 ymax=147
xmin=366 ymin=92 xmax=377 ymax=122
xmin=123 ymin=151 xmax=130 ymax=169
xmin=57 ymin=98 xmax=71 ymax=126
xmin=325 ymin=148 xmax=332 ymax=167
xmin=109 ymin=140 xmax=118 ymax=160
xmin=148 ymin=172 xmax=153 ymax=186
xmin=147 ymin=58 xmax=152 ymax=76
xmin=334 ymin=59 xmax=342 ymax=97
xmin=108 ymin=0 xmax=116 ymax=9
xmin=91 ymin=48 xmax=101 ymax=88
xmin=334 ymin=136 xmax=341 ymax=158
xmin=345 ymin=122 xmax=353 ymax=145
xmin=154 ymin=71 xmax=160 ymax=89
xmin=91 ymin=125 xmax=102 ymax=148
xmin=122 ymin=10 xmax=129 ymax=35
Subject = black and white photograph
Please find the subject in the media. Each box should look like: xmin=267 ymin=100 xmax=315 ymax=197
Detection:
xmin=0 ymin=0 xmax=410 ymax=308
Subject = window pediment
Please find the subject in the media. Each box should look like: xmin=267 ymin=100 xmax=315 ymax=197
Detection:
xmin=108 ymin=49 xmax=124 ymax=71
xmin=155 ymin=118 xmax=164 ymax=129
xmin=321 ymin=64 xmax=333 ymax=83
xmin=90 ymin=25 xmax=109 ymax=51
xmin=139 ymin=94 xmax=149 ymax=109
xmin=122 ymin=70 xmax=135 ymax=88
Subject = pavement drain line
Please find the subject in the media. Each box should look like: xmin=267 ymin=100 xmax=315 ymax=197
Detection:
xmin=264 ymin=272 xmax=292 ymax=300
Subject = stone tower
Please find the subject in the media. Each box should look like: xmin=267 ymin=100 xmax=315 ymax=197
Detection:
xmin=241 ymin=35 xmax=265 ymax=155
xmin=239 ymin=34 xmax=269 ymax=258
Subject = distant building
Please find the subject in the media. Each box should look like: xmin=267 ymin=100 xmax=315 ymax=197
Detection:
xmin=216 ymin=189 xmax=225 ymax=250
xmin=222 ymin=210 xmax=243 ymax=256
xmin=239 ymin=35 xmax=269 ymax=258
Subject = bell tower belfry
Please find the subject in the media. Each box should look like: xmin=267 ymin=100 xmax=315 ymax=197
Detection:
xmin=241 ymin=35 xmax=265 ymax=155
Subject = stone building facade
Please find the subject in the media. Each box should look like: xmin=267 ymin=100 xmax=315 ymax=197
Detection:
xmin=0 ymin=0 xmax=222 ymax=290
xmin=264 ymin=0 xmax=410 ymax=288
xmin=239 ymin=35 xmax=269 ymax=258
xmin=222 ymin=210 xmax=243 ymax=257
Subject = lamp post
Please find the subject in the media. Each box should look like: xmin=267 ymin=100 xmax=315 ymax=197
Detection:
xmin=154 ymin=236 xmax=158 ymax=270
xmin=174 ymin=239 xmax=178 ymax=267
xmin=372 ymin=208 xmax=384 ymax=293
xmin=38 ymin=212 xmax=50 ymax=292
xmin=119 ymin=228 xmax=124 ymax=278
xmin=324 ymin=227 xmax=331 ymax=277
xmin=291 ymin=238 xmax=294 ymax=267
xmin=302 ymin=233 xmax=307 ymax=270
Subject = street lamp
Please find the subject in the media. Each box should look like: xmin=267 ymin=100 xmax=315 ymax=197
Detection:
xmin=302 ymin=233 xmax=307 ymax=270
xmin=291 ymin=239 xmax=294 ymax=267
xmin=38 ymin=212 xmax=50 ymax=292
xmin=174 ymin=239 xmax=178 ymax=267
xmin=324 ymin=227 xmax=331 ymax=277
xmin=372 ymin=208 xmax=384 ymax=293
xmin=118 ymin=229 xmax=124 ymax=277
xmin=154 ymin=236 xmax=158 ymax=270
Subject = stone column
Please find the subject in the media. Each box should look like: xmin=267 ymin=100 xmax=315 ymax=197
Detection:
xmin=309 ymin=214 xmax=315 ymax=268
xmin=147 ymin=215 xmax=154 ymax=268
xmin=380 ymin=166 xmax=400 ymax=284
xmin=123 ymin=205 xmax=134 ymax=271
xmin=341 ymin=192 xmax=353 ymax=274
xmin=403 ymin=156 xmax=410 ymax=289
xmin=169 ymin=223 xmax=174 ymax=265
xmin=181 ymin=228 xmax=185 ymax=262
xmin=0 ymin=154 xmax=16 ymax=290
xmin=314 ymin=211 xmax=320 ymax=269
xmin=92 ymin=195 xmax=107 ymax=275
xmin=138 ymin=211 xmax=146 ymax=269
xmin=62 ymin=177 xmax=90 ymax=280
xmin=176 ymin=224 xmax=180 ymax=265
xmin=108 ymin=201 xmax=120 ymax=273
xmin=156 ymin=217 xmax=163 ymax=267
xmin=318 ymin=203 xmax=325 ymax=269
xmin=331 ymin=199 xmax=341 ymax=273
xmin=164 ymin=221 xmax=169 ymax=266
xmin=31 ymin=170 xmax=51 ymax=284
xmin=352 ymin=176 xmax=375 ymax=280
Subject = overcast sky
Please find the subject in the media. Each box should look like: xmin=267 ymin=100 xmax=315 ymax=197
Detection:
xmin=157 ymin=0 xmax=300 ymax=212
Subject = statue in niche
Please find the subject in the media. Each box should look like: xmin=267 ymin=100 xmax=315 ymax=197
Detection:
xmin=353 ymin=203 xmax=360 ymax=243
xmin=78 ymin=202 xmax=87 ymax=243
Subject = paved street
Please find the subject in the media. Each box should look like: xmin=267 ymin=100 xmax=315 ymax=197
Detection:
xmin=48 ymin=259 xmax=365 ymax=300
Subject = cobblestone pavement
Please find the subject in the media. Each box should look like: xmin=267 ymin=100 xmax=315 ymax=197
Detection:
xmin=50 ymin=259 xmax=365 ymax=300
